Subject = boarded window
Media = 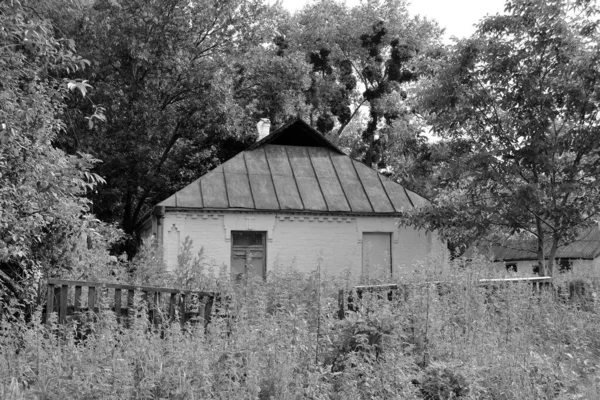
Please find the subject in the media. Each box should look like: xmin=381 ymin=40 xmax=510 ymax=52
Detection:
xmin=362 ymin=233 xmax=392 ymax=278
xmin=231 ymin=231 xmax=266 ymax=281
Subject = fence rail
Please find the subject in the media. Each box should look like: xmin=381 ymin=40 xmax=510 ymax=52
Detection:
xmin=45 ymin=278 xmax=216 ymax=327
xmin=338 ymin=277 xmax=554 ymax=319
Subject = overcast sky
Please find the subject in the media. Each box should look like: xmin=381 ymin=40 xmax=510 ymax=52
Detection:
xmin=280 ymin=0 xmax=507 ymax=41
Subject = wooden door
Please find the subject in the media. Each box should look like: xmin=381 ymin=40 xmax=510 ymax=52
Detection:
xmin=362 ymin=232 xmax=392 ymax=278
xmin=231 ymin=231 xmax=266 ymax=281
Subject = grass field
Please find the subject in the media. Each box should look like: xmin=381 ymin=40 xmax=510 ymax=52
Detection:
xmin=1 ymin=257 xmax=599 ymax=399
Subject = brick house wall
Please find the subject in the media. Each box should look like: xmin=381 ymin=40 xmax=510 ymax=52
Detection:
xmin=152 ymin=211 xmax=443 ymax=277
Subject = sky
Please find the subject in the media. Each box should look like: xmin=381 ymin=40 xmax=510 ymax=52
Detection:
xmin=280 ymin=0 xmax=507 ymax=41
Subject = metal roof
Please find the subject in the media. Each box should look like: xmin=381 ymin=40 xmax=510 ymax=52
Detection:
xmin=157 ymin=120 xmax=427 ymax=214
xmin=463 ymin=226 xmax=600 ymax=261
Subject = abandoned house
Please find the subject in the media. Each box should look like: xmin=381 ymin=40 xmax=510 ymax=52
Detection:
xmin=138 ymin=119 xmax=444 ymax=279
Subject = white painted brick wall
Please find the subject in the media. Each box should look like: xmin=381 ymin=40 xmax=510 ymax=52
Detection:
xmin=160 ymin=211 xmax=444 ymax=277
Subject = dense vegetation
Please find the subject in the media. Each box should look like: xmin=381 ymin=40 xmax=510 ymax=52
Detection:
xmin=2 ymin=0 xmax=600 ymax=397
xmin=1 ymin=255 xmax=599 ymax=399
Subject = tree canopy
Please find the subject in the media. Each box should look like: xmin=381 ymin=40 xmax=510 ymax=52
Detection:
xmin=0 ymin=0 xmax=115 ymax=309
xmin=412 ymin=0 xmax=600 ymax=275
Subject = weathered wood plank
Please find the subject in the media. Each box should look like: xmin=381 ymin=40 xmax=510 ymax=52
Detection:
xmin=46 ymin=284 xmax=55 ymax=324
xmin=127 ymin=289 xmax=135 ymax=327
xmin=47 ymin=278 xmax=213 ymax=297
xmin=88 ymin=287 xmax=96 ymax=312
xmin=114 ymin=289 xmax=122 ymax=319
xmin=74 ymin=286 xmax=82 ymax=312
xmin=59 ymin=285 xmax=68 ymax=324
xmin=169 ymin=293 xmax=176 ymax=321
xmin=180 ymin=294 xmax=186 ymax=327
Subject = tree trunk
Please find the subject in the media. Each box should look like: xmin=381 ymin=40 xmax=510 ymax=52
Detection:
xmin=535 ymin=217 xmax=546 ymax=276
xmin=122 ymin=189 xmax=134 ymax=234
xmin=546 ymin=234 xmax=560 ymax=277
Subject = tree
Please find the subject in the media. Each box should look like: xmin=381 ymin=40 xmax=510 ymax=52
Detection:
xmin=53 ymin=0 xmax=279 ymax=247
xmin=282 ymin=0 xmax=443 ymax=168
xmin=412 ymin=0 xmax=600 ymax=275
xmin=0 ymin=0 xmax=112 ymax=310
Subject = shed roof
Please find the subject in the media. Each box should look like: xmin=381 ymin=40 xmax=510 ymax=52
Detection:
xmin=157 ymin=119 xmax=427 ymax=214
xmin=463 ymin=226 xmax=600 ymax=261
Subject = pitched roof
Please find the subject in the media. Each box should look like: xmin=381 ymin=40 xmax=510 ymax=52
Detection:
xmin=157 ymin=120 xmax=427 ymax=214
xmin=247 ymin=119 xmax=344 ymax=154
xmin=463 ymin=226 xmax=600 ymax=261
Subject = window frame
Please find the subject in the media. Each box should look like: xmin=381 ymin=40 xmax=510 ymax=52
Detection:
xmin=230 ymin=230 xmax=267 ymax=281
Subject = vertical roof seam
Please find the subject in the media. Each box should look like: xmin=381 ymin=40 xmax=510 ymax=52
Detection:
xmin=349 ymin=159 xmax=375 ymax=213
xmin=306 ymin=148 xmax=330 ymax=212
xmin=221 ymin=166 xmax=231 ymax=208
xmin=326 ymin=151 xmax=352 ymax=211
xmin=198 ymin=178 xmax=204 ymax=208
xmin=403 ymin=187 xmax=415 ymax=208
xmin=261 ymin=147 xmax=281 ymax=210
xmin=241 ymin=152 xmax=257 ymax=209
xmin=283 ymin=146 xmax=306 ymax=210
xmin=375 ymin=170 xmax=397 ymax=212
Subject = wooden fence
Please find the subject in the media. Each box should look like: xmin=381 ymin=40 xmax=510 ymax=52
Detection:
xmin=45 ymin=279 xmax=216 ymax=327
xmin=338 ymin=277 xmax=554 ymax=319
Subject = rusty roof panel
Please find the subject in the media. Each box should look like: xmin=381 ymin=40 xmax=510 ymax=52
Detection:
xmin=287 ymin=147 xmax=328 ymax=210
xmin=175 ymin=181 xmax=202 ymax=208
xmin=244 ymin=148 xmax=269 ymax=173
xmin=380 ymin=179 xmax=413 ymax=212
xmin=353 ymin=161 xmax=395 ymax=213
xmin=286 ymin=146 xmax=315 ymax=177
xmin=308 ymin=148 xmax=350 ymax=211
xmin=244 ymin=150 xmax=279 ymax=210
xmin=330 ymin=154 xmax=372 ymax=212
xmin=264 ymin=146 xmax=303 ymax=210
xmin=225 ymin=172 xmax=254 ymax=209
xmin=160 ymin=124 xmax=427 ymax=214
xmin=317 ymin=177 xmax=351 ymax=211
xmin=223 ymin=153 xmax=247 ymax=174
xmin=308 ymin=147 xmax=337 ymax=177
xmin=199 ymin=165 xmax=228 ymax=208
xmin=158 ymin=193 xmax=176 ymax=207
xmin=406 ymin=189 xmax=429 ymax=208
xmin=296 ymin=176 xmax=328 ymax=211
xmin=264 ymin=145 xmax=294 ymax=175
xmin=248 ymin=174 xmax=279 ymax=210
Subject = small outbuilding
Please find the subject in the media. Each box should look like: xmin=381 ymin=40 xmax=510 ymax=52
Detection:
xmin=138 ymin=119 xmax=444 ymax=279
xmin=463 ymin=226 xmax=600 ymax=276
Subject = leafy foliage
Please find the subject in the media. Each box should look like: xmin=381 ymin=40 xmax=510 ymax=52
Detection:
xmin=0 ymin=0 xmax=117 ymax=310
xmin=284 ymin=0 xmax=443 ymax=168
xmin=2 ymin=260 xmax=600 ymax=399
xmin=412 ymin=0 xmax=600 ymax=272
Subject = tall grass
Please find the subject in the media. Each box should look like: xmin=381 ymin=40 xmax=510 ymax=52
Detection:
xmin=1 ymin=257 xmax=599 ymax=399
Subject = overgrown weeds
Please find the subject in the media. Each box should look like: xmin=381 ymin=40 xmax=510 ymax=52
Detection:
xmin=1 ymin=257 xmax=599 ymax=399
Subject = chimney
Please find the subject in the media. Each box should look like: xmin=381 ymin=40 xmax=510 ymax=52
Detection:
xmin=256 ymin=118 xmax=271 ymax=141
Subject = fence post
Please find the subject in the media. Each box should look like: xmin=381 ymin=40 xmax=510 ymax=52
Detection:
xmin=74 ymin=285 xmax=82 ymax=312
xmin=337 ymin=289 xmax=346 ymax=319
xmin=59 ymin=285 xmax=68 ymax=324
xmin=45 ymin=283 xmax=55 ymax=324
xmin=88 ymin=286 xmax=96 ymax=313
